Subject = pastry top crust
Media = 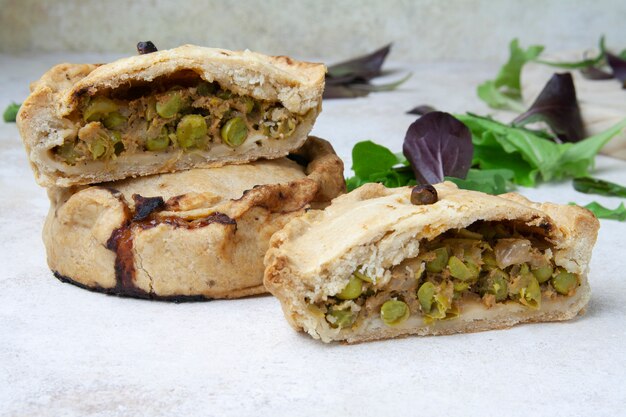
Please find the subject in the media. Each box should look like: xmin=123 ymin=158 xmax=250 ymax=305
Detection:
xmin=16 ymin=45 xmax=326 ymax=188
xmin=34 ymin=45 xmax=325 ymax=116
xmin=265 ymin=182 xmax=599 ymax=299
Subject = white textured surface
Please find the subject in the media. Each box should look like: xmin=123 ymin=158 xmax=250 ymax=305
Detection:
xmin=1 ymin=54 xmax=626 ymax=417
xmin=1 ymin=0 xmax=626 ymax=62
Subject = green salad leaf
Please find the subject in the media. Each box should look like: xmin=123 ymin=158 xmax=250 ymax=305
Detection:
xmin=445 ymin=169 xmax=514 ymax=195
xmin=455 ymin=113 xmax=626 ymax=186
xmin=477 ymin=39 xmax=543 ymax=111
xmin=3 ymin=103 xmax=21 ymax=123
xmin=573 ymin=201 xmax=626 ymax=221
xmin=346 ymin=140 xmax=415 ymax=191
xmin=573 ymin=177 xmax=626 ymax=197
xmin=537 ymin=36 xmax=606 ymax=69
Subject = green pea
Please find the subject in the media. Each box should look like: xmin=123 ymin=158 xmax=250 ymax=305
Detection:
xmin=417 ymin=282 xmax=436 ymax=313
xmin=243 ymin=97 xmax=255 ymax=114
xmin=482 ymin=269 xmax=509 ymax=302
xmin=146 ymin=128 xmax=170 ymax=152
xmin=217 ymin=90 xmax=232 ymax=99
xmin=56 ymin=141 xmax=79 ymax=164
xmin=327 ymin=309 xmax=354 ymax=329
xmin=277 ymin=118 xmax=296 ymax=136
xmin=220 ymin=117 xmax=248 ymax=147
xmin=426 ymin=247 xmax=449 ymax=273
xmin=552 ymin=270 xmax=579 ymax=295
xmin=176 ymin=115 xmax=207 ymax=149
xmin=83 ymin=97 xmax=118 ymax=122
xmin=482 ymin=250 xmax=498 ymax=268
xmin=336 ymin=275 xmax=363 ymax=300
xmin=102 ymin=112 xmax=127 ymax=129
xmin=380 ymin=300 xmax=409 ymax=326
xmin=109 ymin=131 xmax=124 ymax=155
xmin=145 ymin=97 xmax=157 ymax=121
xmin=521 ymin=276 xmax=541 ymax=309
xmin=156 ymin=91 xmax=183 ymax=118
xmin=532 ymin=265 xmax=554 ymax=284
xmin=453 ymin=281 xmax=471 ymax=293
xmin=448 ymin=256 xmax=475 ymax=281
xmin=88 ymin=136 xmax=108 ymax=159
xmin=353 ymin=271 xmax=373 ymax=283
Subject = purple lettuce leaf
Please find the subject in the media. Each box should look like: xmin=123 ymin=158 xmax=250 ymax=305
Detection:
xmin=406 ymin=105 xmax=436 ymax=116
xmin=402 ymin=111 xmax=473 ymax=184
xmin=606 ymin=52 xmax=626 ymax=88
xmin=512 ymin=73 xmax=585 ymax=142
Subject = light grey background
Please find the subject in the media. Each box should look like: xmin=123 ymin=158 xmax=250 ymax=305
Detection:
xmin=1 ymin=0 xmax=624 ymax=61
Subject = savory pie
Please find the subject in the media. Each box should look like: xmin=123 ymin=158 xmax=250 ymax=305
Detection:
xmin=264 ymin=182 xmax=599 ymax=343
xmin=17 ymin=45 xmax=326 ymax=187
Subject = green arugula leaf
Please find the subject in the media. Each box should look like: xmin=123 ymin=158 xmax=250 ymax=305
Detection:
xmin=477 ymin=39 xmax=544 ymax=110
xmin=455 ymin=114 xmax=626 ymax=187
xmin=446 ymin=168 xmax=514 ymax=195
xmin=537 ymin=36 xmax=607 ymax=69
xmin=573 ymin=177 xmax=626 ymax=197
xmin=572 ymin=201 xmax=626 ymax=221
xmin=3 ymin=102 xmax=21 ymax=123
xmin=477 ymin=81 xmax=526 ymax=112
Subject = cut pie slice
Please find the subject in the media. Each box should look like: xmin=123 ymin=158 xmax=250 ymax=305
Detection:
xmin=264 ymin=182 xmax=599 ymax=343
xmin=17 ymin=45 xmax=326 ymax=187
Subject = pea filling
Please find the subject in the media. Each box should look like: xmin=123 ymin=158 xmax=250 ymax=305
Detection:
xmin=314 ymin=221 xmax=581 ymax=330
xmin=53 ymin=79 xmax=302 ymax=164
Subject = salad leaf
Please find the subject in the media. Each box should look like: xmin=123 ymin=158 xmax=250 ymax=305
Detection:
xmin=581 ymin=66 xmax=613 ymax=80
xmin=403 ymin=112 xmax=473 ymax=184
xmin=327 ymin=44 xmax=391 ymax=81
xmin=573 ymin=177 xmax=626 ymax=197
xmin=3 ymin=102 xmax=20 ymax=123
xmin=606 ymin=52 xmax=626 ymax=88
xmin=512 ymin=73 xmax=585 ymax=142
xmin=456 ymin=113 xmax=626 ymax=186
xmin=324 ymin=44 xmax=411 ymax=99
xmin=573 ymin=201 xmax=626 ymax=221
xmin=406 ymin=105 xmax=436 ymax=116
xmin=346 ymin=140 xmax=415 ymax=191
xmin=477 ymin=39 xmax=543 ymax=110
xmin=446 ymin=168 xmax=514 ymax=195
xmin=537 ymin=36 xmax=606 ymax=69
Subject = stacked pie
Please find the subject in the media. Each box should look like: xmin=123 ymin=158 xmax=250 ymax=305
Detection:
xmin=17 ymin=45 xmax=345 ymax=300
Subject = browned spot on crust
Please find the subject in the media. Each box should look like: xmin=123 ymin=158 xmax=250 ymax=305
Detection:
xmin=102 ymin=186 xmax=236 ymax=299
xmin=132 ymin=194 xmax=165 ymax=221
xmin=52 ymin=271 xmax=211 ymax=302
xmin=138 ymin=212 xmax=237 ymax=231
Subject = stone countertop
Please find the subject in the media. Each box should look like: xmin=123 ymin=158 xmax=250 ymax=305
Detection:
xmin=1 ymin=54 xmax=625 ymax=417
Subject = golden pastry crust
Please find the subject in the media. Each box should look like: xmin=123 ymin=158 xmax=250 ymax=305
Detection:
xmin=44 ymin=137 xmax=344 ymax=300
xmin=17 ymin=45 xmax=326 ymax=187
xmin=264 ymin=182 xmax=599 ymax=343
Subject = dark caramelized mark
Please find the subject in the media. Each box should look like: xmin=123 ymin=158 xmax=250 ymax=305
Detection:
xmin=52 ymin=271 xmax=210 ymax=302
xmin=100 ymin=186 xmax=236 ymax=301
xmin=138 ymin=212 xmax=237 ymax=231
xmin=106 ymin=224 xmax=145 ymax=298
xmin=137 ymin=41 xmax=158 ymax=55
xmin=132 ymin=194 xmax=165 ymax=221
